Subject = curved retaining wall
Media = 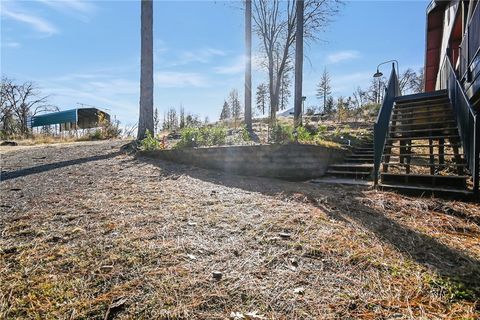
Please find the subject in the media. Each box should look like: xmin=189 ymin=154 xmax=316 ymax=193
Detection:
xmin=138 ymin=144 xmax=347 ymax=180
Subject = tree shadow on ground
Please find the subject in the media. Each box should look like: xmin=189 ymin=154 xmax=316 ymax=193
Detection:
xmin=0 ymin=151 xmax=121 ymax=182
xmin=139 ymin=156 xmax=480 ymax=299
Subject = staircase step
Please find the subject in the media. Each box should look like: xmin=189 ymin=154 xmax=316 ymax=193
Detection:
xmin=353 ymin=151 xmax=374 ymax=155
xmin=378 ymin=183 xmax=472 ymax=198
xmin=380 ymin=173 xmax=469 ymax=189
xmin=389 ymin=120 xmax=456 ymax=128
xmin=382 ymin=162 xmax=467 ymax=167
xmin=326 ymin=170 xmax=371 ymax=179
xmin=329 ymin=163 xmax=373 ymax=172
xmin=349 ymin=153 xmax=374 ymax=157
xmin=386 ymin=143 xmax=461 ymax=148
xmin=387 ymin=135 xmax=460 ymax=141
xmin=353 ymin=148 xmax=374 ymax=154
xmin=391 ymin=114 xmax=456 ymax=122
xmin=394 ymin=101 xmax=450 ymax=110
xmin=345 ymin=159 xmax=374 ymax=163
xmin=395 ymin=96 xmax=450 ymax=106
xmin=389 ymin=127 xmax=458 ymax=135
xmin=388 ymin=127 xmax=458 ymax=137
xmin=394 ymin=90 xmax=447 ymax=103
xmin=392 ymin=106 xmax=452 ymax=116
xmin=383 ymin=153 xmax=463 ymax=157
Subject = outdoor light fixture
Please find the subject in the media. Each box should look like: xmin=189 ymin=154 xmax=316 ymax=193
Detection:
xmin=373 ymin=69 xmax=383 ymax=78
xmin=373 ymin=60 xmax=399 ymax=78
xmin=373 ymin=60 xmax=399 ymax=104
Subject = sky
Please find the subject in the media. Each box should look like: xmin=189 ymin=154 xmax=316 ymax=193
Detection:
xmin=1 ymin=0 xmax=429 ymax=128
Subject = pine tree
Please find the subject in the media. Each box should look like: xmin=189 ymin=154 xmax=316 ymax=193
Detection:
xmin=280 ymin=71 xmax=291 ymax=110
xmin=179 ymin=105 xmax=185 ymax=129
xmin=336 ymin=96 xmax=350 ymax=122
xmin=316 ymin=68 xmax=332 ymax=113
xmin=162 ymin=111 xmax=167 ymax=130
xmin=324 ymin=96 xmax=334 ymax=117
xmin=256 ymin=83 xmax=268 ymax=115
xmin=220 ymin=100 xmax=231 ymax=120
xmin=153 ymin=107 xmax=160 ymax=134
xmin=229 ymin=89 xmax=242 ymax=128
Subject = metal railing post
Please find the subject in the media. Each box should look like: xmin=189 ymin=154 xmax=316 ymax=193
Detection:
xmin=474 ymin=115 xmax=479 ymax=198
xmin=373 ymin=65 xmax=399 ymax=188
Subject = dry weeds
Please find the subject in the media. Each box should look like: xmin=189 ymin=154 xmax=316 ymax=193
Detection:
xmin=0 ymin=140 xmax=479 ymax=319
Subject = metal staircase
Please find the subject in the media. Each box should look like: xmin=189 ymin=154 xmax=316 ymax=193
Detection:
xmin=373 ymin=61 xmax=479 ymax=198
xmin=378 ymin=90 xmax=471 ymax=196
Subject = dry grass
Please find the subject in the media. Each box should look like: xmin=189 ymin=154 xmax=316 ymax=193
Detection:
xmin=2 ymin=135 xmax=78 ymax=146
xmin=0 ymin=140 xmax=479 ymax=319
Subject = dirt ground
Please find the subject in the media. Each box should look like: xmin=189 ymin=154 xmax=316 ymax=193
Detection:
xmin=1 ymin=140 xmax=479 ymax=319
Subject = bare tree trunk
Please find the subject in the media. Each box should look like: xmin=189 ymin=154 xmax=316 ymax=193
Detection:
xmin=294 ymin=0 xmax=304 ymax=127
xmin=268 ymin=51 xmax=276 ymax=123
xmin=244 ymin=0 xmax=252 ymax=132
xmin=137 ymin=0 xmax=154 ymax=140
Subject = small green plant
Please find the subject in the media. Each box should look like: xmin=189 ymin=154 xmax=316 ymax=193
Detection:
xmin=270 ymin=122 xmax=293 ymax=144
xmin=177 ymin=127 xmax=198 ymax=148
xmin=176 ymin=126 xmax=227 ymax=148
xmin=89 ymin=129 xmax=103 ymax=140
xmin=140 ymin=130 xmax=159 ymax=151
xmin=296 ymin=126 xmax=313 ymax=142
xmin=426 ymin=275 xmax=477 ymax=302
xmin=240 ymin=125 xmax=251 ymax=142
xmin=206 ymin=126 xmax=227 ymax=145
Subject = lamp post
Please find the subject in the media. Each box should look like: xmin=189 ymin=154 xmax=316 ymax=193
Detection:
xmin=373 ymin=60 xmax=399 ymax=104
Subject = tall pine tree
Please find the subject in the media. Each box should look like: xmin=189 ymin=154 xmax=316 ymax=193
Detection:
xmin=256 ymin=83 xmax=268 ymax=115
xmin=316 ymin=68 xmax=332 ymax=113
xmin=229 ymin=89 xmax=242 ymax=128
xmin=280 ymin=71 xmax=291 ymax=110
xmin=220 ymin=100 xmax=231 ymax=120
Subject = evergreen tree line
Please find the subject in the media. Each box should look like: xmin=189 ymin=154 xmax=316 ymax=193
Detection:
xmin=220 ymin=72 xmax=292 ymax=121
xmin=155 ymin=106 xmax=207 ymax=133
xmin=311 ymin=67 xmax=425 ymax=122
xmin=219 ymin=89 xmax=243 ymax=122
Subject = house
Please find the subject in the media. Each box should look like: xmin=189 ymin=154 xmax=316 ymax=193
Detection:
xmin=425 ymin=0 xmax=479 ymax=108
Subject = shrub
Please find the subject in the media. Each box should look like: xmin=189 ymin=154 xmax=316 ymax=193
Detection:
xmin=317 ymin=124 xmax=328 ymax=134
xmin=140 ymin=130 xmax=159 ymax=151
xmin=240 ymin=125 xmax=251 ymax=142
xmin=89 ymin=129 xmax=103 ymax=140
xmin=270 ymin=122 xmax=294 ymax=144
xmin=206 ymin=126 xmax=227 ymax=146
xmin=102 ymin=120 xmax=122 ymax=139
xmin=176 ymin=126 xmax=227 ymax=148
xmin=296 ymin=126 xmax=313 ymax=142
xmin=177 ymin=127 xmax=198 ymax=148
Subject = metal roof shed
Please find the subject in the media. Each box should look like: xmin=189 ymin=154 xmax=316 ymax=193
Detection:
xmin=31 ymin=109 xmax=77 ymax=127
xmin=29 ymin=108 xmax=110 ymax=129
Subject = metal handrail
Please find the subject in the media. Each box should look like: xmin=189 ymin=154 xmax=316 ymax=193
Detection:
xmin=440 ymin=55 xmax=479 ymax=196
xmin=373 ymin=64 xmax=401 ymax=185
